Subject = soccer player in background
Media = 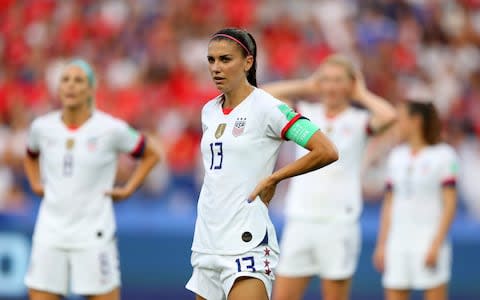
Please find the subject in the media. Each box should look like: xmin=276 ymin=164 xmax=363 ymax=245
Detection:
xmin=185 ymin=28 xmax=338 ymax=300
xmin=373 ymin=100 xmax=458 ymax=300
xmin=23 ymin=59 xmax=161 ymax=300
xmin=263 ymin=55 xmax=397 ymax=300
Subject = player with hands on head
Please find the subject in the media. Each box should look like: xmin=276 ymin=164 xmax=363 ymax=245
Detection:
xmin=24 ymin=59 xmax=161 ymax=300
xmin=263 ymin=54 xmax=397 ymax=300
xmin=185 ymin=28 xmax=338 ymax=300
xmin=373 ymin=100 xmax=458 ymax=300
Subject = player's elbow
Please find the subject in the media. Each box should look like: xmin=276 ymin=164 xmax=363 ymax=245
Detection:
xmin=325 ymin=144 xmax=339 ymax=165
xmin=144 ymin=135 xmax=162 ymax=164
xmin=312 ymin=142 xmax=338 ymax=169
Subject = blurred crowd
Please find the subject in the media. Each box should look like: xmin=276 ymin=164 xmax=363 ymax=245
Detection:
xmin=1 ymin=0 xmax=479 ymax=220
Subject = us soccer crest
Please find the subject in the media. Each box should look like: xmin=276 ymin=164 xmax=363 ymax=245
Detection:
xmin=232 ymin=117 xmax=246 ymax=137
xmin=215 ymin=123 xmax=227 ymax=139
xmin=65 ymin=138 xmax=75 ymax=150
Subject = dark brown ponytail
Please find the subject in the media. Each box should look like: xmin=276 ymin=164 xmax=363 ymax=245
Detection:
xmin=407 ymin=100 xmax=442 ymax=145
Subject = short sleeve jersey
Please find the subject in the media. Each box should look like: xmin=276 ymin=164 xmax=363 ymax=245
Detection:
xmin=385 ymin=143 xmax=459 ymax=239
xmin=284 ymin=102 xmax=370 ymax=222
xmin=192 ymin=88 xmax=303 ymax=255
xmin=27 ymin=110 xmax=144 ymax=249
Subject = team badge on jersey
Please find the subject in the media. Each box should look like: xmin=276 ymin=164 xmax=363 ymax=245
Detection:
xmin=65 ymin=138 xmax=75 ymax=150
xmin=215 ymin=123 xmax=227 ymax=139
xmin=232 ymin=117 xmax=246 ymax=137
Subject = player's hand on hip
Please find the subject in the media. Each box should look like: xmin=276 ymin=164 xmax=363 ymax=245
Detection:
xmin=248 ymin=176 xmax=278 ymax=206
xmin=372 ymin=244 xmax=385 ymax=272
xmin=105 ymin=187 xmax=132 ymax=201
xmin=425 ymin=243 xmax=440 ymax=268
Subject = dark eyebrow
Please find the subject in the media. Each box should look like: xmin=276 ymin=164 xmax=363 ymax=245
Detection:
xmin=207 ymin=54 xmax=233 ymax=59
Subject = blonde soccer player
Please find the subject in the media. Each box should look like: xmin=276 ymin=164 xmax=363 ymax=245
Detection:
xmin=373 ymin=100 xmax=458 ymax=300
xmin=24 ymin=59 xmax=161 ymax=300
xmin=263 ymin=55 xmax=397 ymax=300
xmin=185 ymin=28 xmax=338 ymax=300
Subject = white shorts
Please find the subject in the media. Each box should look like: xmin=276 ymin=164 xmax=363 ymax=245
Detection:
xmin=383 ymin=240 xmax=451 ymax=290
xmin=276 ymin=220 xmax=360 ymax=279
xmin=186 ymin=244 xmax=278 ymax=300
xmin=24 ymin=239 xmax=121 ymax=296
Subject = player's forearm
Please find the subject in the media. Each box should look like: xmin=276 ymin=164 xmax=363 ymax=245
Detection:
xmin=24 ymin=156 xmax=40 ymax=186
xmin=270 ymin=131 xmax=338 ymax=184
xmin=24 ymin=156 xmax=43 ymax=195
xmin=124 ymin=142 xmax=161 ymax=194
xmin=432 ymin=188 xmax=457 ymax=247
xmin=376 ymin=193 xmax=392 ymax=248
xmin=356 ymin=90 xmax=396 ymax=132
xmin=262 ymin=79 xmax=311 ymax=100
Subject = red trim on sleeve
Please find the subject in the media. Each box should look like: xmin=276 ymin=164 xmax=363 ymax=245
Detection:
xmin=26 ymin=148 xmax=40 ymax=159
xmin=385 ymin=181 xmax=393 ymax=192
xmin=222 ymin=108 xmax=233 ymax=115
xmin=442 ymin=177 xmax=457 ymax=188
xmin=130 ymin=135 xmax=146 ymax=158
xmin=366 ymin=124 xmax=374 ymax=136
xmin=281 ymin=114 xmax=302 ymax=140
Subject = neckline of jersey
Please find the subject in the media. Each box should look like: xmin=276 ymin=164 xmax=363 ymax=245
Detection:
xmin=220 ymin=88 xmax=256 ymax=115
xmin=61 ymin=111 xmax=95 ymax=132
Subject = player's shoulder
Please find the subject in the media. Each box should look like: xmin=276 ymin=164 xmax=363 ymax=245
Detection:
xmin=346 ymin=106 xmax=369 ymax=121
xmin=431 ymin=143 xmax=457 ymax=159
xmin=254 ymin=88 xmax=283 ymax=107
xmin=202 ymin=94 xmax=223 ymax=115
xmin=389 ymin=143 xmax=410 ymax=160
xmin=92 ymin=110 xmax=128 ymax=128
xmin=31 ymin=110 xmax=61 ymax=129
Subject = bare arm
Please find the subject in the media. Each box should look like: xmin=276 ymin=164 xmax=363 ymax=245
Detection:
xmin=423 ymin=187 xmax=457 ymax=268
xmin=24 ymin=154 xmax=44 ymax=197
xmin=106 ymin=135 xmax=162 ymax=201
xmin=373 ymin=191 xmax=393 ymax=272
xmin=433 ymin=187 xmax=457 ymax=246
xmin=376 ymin=191 xmax=393 ymax=249
xmin=352 ymin=73 xmax=396 ymax=133
xmin=262 ymin=79 xmax=315 ymax=100
xmin=248 ymin=130 xmax=338 ymax=203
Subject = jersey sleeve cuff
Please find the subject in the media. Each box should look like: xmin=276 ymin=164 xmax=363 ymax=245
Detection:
xmin=385 ymin=181 xmax=393 ymax=192
xmin=130 ymin=135 xmax=146 ymax=159
xmin=366 ymin=123 xmax=374 ymax=136
xmin=442 ymin=177 xmax=456 ymax=188
xmin=26 ymin=148 xmax=40 ymax=158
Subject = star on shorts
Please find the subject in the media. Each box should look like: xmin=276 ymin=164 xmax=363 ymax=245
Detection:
xmin=264 ymin=247 xmax=270 ymax=256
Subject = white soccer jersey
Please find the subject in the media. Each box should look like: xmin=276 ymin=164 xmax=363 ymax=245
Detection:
xmin=284 ymin=102 xmax=370 ymax=222
xmin=27 ymin=110 xmax=144 ymax=249
xmin=192 ymin=88 xmax=303 ymax=255
xmin=386 ymin=143 xmax=459 ymax=242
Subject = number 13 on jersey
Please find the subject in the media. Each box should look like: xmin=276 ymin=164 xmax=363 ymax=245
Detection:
xmin=209 ymin=142 xmax=223 ymax=170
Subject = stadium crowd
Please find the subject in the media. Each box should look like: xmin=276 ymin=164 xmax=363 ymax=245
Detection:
xmin=1 ymin=0 xmax=480 ymax=220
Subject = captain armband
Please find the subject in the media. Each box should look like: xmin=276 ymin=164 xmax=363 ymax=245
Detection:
xmin=285 ymin=118 xmax=320 ymax=148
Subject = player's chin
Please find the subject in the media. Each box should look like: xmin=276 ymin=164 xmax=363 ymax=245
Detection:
xmin=213 ymin=82 xmax=227 ymax=92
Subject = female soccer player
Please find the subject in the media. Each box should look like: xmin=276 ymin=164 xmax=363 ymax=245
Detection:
xmin=262 ymin=55 xmax=397 ymax=300
xmin=185 ymin=28 xmax=338 ymax=300
xmin=373 ymin=100 xmax=458 ymax=300
xmin=24 ymin=59 xmax=160 ymax=300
